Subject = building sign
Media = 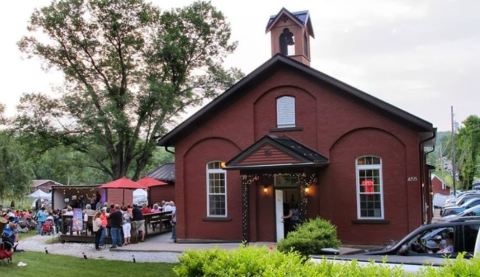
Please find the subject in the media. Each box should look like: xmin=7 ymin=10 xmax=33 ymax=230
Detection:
xmin=361 ymin=179 xmax=374 ymax=193
xmin=72 ymin=208 xmax=83 ymax=232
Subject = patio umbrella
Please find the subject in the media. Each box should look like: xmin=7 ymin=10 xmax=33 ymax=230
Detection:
xmin=99 ymin=177 xmax=144 ymax=205
xmin=137 ymin=177 xmax=167 ymax=188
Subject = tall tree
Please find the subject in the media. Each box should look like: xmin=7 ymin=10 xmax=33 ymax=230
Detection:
xmin=0 ymin=103 xmax=6 ymax=125
xmin=17 ymin=0 xmax=241 ymax=180
xmin=0 ymin=133 xmax=32 ymax=200
xmin=455 ymin=115 xmax=480 ymax=189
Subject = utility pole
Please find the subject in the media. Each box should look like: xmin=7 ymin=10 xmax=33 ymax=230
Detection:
xmin=451 ymin=106 xmax=457 ymax=197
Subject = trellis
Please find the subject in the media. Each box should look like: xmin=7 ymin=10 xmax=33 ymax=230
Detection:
xmin=239 ymin=171 xmax=317 ymax=242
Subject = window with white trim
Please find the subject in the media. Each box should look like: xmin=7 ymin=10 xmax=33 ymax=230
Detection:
xmin=356 ymin=156 xmax=384 ymax=219
xmin=206 ymin=161 xmax=227 ymax=217
xmin=276 ymin=96 xmax=295 ymax=128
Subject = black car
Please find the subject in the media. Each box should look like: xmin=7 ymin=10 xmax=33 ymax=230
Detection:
xmin=316 ymin=217 xmax=480 ymax=267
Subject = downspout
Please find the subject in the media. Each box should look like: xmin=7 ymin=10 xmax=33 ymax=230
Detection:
xmin=419 ymin=130 xmax=436 ymax=225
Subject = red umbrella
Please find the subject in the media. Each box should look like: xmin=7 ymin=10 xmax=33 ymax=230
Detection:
xmin=137 ymin=177 xmax=167 ymax=188
xmin=99 ymin=177 xmax=144 ymax=205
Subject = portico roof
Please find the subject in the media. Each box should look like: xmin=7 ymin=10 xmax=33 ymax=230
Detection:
xmin=225 ymin=135 xmax=328 ymax=171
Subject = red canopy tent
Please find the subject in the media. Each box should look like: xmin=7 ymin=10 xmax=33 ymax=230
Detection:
xmin=99 ymin=177 xmax=145 ymax=205
xmin=137 ymin=177 xmax=167 ymax=188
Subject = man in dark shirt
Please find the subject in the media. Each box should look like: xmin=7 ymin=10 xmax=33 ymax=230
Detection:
xmin=131 ymin=205 xmax=145 ymax=242
xmin=108 ymin=205 xmax=123 ymax=248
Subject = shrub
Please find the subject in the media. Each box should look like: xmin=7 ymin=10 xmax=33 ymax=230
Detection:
xmin=174 ymin=246 xmax=480 ymax=277
xmin=277 ymin=217 xmax=340 ymax=256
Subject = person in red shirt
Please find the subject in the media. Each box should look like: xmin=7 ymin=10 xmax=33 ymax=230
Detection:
xmin=141 ymin=204 xmax=151 ymax=214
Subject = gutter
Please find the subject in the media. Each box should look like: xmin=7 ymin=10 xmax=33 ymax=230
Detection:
xmin=419 ymin=129 xmax=437 ymax=224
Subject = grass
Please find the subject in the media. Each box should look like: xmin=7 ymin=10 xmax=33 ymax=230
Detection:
xmin=18 ymin=230 xmax=37 ymax=241
xmin=0 ymin=251 xmax=177 ymax=277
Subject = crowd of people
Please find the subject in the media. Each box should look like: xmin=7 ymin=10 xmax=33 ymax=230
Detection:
xmin=91 ymin=201 xmax=176 ymax=250
xmin=1 ymin=199 xmax=177 ymax=252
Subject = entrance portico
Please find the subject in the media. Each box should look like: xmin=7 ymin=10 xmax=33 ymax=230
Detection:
xmin=225 ymin=135 xmax=327 ymax=242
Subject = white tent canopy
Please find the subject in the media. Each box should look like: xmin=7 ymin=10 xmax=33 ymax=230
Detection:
xmin=28 ymin=189 xmax=51 ymax=199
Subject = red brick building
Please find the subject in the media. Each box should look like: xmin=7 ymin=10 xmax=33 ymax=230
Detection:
xmin=158 ymin=9 xmax=436 ymax=245
xmin=431 ymin=174 xmax=450 ymax=195
xmin=146 ymin=163 xmax=176 ymax=204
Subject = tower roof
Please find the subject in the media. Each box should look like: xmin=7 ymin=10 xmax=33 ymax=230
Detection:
xmin=266 ymin=8 xmax=314 ymax=37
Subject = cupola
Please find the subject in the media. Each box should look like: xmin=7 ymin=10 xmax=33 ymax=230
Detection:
xmin=266 ymin=8 xmax=314 ymax=66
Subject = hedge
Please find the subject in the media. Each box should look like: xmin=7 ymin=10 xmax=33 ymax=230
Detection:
xmin=174 ymin=247 xmax=480 ymax=277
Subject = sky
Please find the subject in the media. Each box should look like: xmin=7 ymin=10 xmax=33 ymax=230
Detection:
xmin=1 ymin=0 xmax=479 ymax=131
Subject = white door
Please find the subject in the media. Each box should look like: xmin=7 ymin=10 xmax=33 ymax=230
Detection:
xmin=275 ymin=189 xmax=284 ymax=241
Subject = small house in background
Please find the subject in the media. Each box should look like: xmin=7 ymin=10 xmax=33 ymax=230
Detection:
xmin=146 ymin=163 xmax=175 ymax=204
xmin=431 ymin=174 xmax=450 ymax=195
xmin=32 ymin=179 xmax=63 ymax=193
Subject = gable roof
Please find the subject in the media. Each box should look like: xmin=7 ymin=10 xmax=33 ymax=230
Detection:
xmin=147 ymin=163 xmax=175 ymax=182
xmin=225 ymin=135 xmax=328 ymax=171
xmin=32 ymin=179 xmax=63 ymax=188
xmin=266 ymin=8 xmax=314 ymax=37
xmin=158 ymin=54 xmax=434 ymax=146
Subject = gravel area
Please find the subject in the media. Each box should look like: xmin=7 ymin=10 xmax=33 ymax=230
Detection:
xmin=18 ymin=235 xmax=181 ymax=263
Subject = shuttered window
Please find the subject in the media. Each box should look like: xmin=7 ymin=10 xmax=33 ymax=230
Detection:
xmin=276 ymin=96 xmax=295 ymax=128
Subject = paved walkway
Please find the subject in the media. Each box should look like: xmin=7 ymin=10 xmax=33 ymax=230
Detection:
xmin=18 ymin=232 xmax=360 ymax=263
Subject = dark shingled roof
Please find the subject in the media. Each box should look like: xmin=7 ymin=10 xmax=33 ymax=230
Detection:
xmin=147 ymin=163 xmax=175 ymax=182
xmin=272 ymin=136 xmax=328 ymax=163
xmin=157 ymin=54 xmax=434 ymax=147
xmin=266 ymin=8 xmax=314 ymax=37
xmin=225 ymin=135 xmax=328 ymax=171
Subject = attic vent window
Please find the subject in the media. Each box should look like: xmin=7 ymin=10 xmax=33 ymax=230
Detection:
xmin=279 ymin=28 xmax=295 ymax=55
xmin=276 ymin=96 xmax=295 ymax=128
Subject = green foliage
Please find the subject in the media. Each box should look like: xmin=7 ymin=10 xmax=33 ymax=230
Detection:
xmin=420 ymin=253 xmax=480 ymax=276
xmin=0 ymin=132 xmax=32 ymax=200
xmin=277 ymin=218 xmax=340 ymax=256
xmin=16 ymin=0 xmax=241 ymax=180
xmin=176 ymin=247 xmax=480 ymax=276
xmin=455 ymin=115 xmax=480 ymax=189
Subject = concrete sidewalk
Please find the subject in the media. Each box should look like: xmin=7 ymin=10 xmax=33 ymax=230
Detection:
xmin=113 ymin=232 xmax=360 ymax=254
xmin=113 ymin=233 xmax=273 ymax=253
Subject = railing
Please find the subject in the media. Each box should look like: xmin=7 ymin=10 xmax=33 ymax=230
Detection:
xmin=59 ymin=211 xmax=172 ymax=243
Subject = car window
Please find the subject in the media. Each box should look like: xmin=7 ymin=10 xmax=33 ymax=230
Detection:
xmin=463 ymin=224 xmax=479 ymax=254
xmin=408 ymin=227 xmax=455 ymax=254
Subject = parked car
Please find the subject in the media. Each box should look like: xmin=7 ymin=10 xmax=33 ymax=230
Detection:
xmin=442 ymin=192 xmax=480 ymax=212
xmin=314 ymin=217 xmax=480 ymax=270
xmin=442 ymin=205 xmax=480 ymax=220
xmin=441 ymin=198 xmax=480 ymax=217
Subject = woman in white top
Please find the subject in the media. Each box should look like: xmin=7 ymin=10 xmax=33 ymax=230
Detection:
xmin=121 ymin=206 xmax=132 ymax=245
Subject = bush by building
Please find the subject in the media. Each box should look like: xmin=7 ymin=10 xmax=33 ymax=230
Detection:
xmin=277 ymin=217 xmax=340 ymax=256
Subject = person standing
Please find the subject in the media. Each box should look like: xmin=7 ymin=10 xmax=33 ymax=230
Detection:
xmin=131 ymin=204 xmax=145 ymax=242
xmin=121 ymin=206 xmax=131 ymax=246
xmin=36 ymin=207 xmax=48 ymax=235
xmin=99 ymin=208 xmax=109 ymax=247
xmin=108 ymin=204 xmax=123 ymax=249
xmin=92 ymin=212 xmax=103 ymax=250
xmin=170 ymin=201 xmax=177 ymax=242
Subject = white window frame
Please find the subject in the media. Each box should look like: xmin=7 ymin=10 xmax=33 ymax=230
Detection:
xmin=276 ymin=96 xmax=296 ymax=128
xmin=355 ymin=156 xmax=384 ymax=220
xmin=206 ymin=161 xmax=228 ymax=217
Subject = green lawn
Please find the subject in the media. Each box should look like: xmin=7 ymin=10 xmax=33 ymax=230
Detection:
xmin=0 ymin=251 xmax=177 ymax=277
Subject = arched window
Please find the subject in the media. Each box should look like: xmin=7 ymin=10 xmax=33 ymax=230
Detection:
xmin=279 ymin=28 xmax=295 ymax=55
xmin=276 ymin=96 xmax=295 ymax=128
xmin=206 ymin=161 xmax=227 ymax=217
xmin=356 ymin=156 xmax=384 ymax=219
